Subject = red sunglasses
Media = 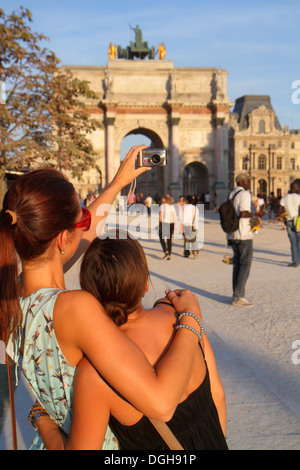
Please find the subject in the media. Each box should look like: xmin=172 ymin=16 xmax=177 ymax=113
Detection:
xmin=73 ymin=207 xmax=91 ymax=231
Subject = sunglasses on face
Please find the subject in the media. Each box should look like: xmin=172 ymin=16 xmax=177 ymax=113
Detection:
xmin=73 ymin=207 xmax=91 ymax=231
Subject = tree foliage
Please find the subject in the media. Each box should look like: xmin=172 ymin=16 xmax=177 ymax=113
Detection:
xmin=0 ymin=6 xmax=102 ymax=184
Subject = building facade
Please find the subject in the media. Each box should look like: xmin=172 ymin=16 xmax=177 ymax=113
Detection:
xmin=64 ymin=60 xmax=232 ymax=203
xmin=229 ymin=95 xmax=300 ymax=199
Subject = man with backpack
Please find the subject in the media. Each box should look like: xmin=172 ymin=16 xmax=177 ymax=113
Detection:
xmin=226 ymin=173 xmax=255 ymax=308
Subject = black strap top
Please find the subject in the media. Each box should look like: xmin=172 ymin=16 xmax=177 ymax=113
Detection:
xmin=109 ymin=342 xmax=228 ymax=450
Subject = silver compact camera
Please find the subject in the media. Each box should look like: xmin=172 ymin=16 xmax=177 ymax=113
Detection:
xmin=137 ymin=149 xmax=167 ymax=168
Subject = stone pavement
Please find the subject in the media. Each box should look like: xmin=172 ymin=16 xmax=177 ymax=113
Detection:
xmin=1 ymin=211 xmax=300 ymax=450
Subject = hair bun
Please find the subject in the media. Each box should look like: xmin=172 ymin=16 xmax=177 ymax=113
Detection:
xmin=104 ymin=302 xmax=129 ymax=327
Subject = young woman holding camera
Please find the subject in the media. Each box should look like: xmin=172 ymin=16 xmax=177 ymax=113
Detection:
xmin=0 ymin=145 xmax=203 ymax=449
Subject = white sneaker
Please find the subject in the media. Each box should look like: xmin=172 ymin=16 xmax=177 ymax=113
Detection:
xmin=232 ymin=298 xmax=254 ymax=308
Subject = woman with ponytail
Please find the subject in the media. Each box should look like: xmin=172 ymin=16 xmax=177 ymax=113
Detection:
xmin=36 ymin=233 xmax=227 ymax=450
xmin=0 ymin=145 xmax=204 ymax=450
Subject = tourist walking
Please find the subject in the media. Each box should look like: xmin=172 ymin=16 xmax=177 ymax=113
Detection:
xmin=268 ymin=192 xmax=279 ymax=223
xmin=227 ymin=174 xmax=255 ymax=308
xmin=144 ymin=193 xmax=152 ymax=215
xmin=254 ymin=193 xmax=265 ymax=228
xmin=183 ymin=195 xmax=199 ymax=259
xmin=204 ymin=191 xmax=211 ymax=210
xmin=175 ymin=195 xmax=185 ymax=238
xmin=279 ymin=181 xmax=300 ymax=267
xmin=159 ymin=194 xmax=176 ymax=260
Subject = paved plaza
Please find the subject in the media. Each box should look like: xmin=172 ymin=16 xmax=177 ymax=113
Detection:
xmin=1 ymin=211 xmax=300 ymax=450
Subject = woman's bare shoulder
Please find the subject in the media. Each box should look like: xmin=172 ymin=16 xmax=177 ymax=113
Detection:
xmin=55 ymin=289 xmax=107 ymax=326
xmin=152 ymin=297 xmax=177 ymax=315
xmin=58 ymin=289 xmax=101 ymax=308
xmin=149 ymin=297 xmax=177 ymax=324
xmin=153 ymin=296 xmax=176 ymax=309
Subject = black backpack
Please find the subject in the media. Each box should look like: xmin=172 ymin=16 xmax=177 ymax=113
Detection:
xmin=218 ymin=190 xmax=243 ymax=233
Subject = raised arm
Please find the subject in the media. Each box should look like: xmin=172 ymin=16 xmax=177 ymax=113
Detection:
xmin=63 ymin=145 xmax=150 ymax=273
xmin=84 ymin=145 xmax=150 ymax=242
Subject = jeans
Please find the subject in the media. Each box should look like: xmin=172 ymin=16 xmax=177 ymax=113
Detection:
xmin=286 ymin=221 xmax=300 ymax=265
xmin=231 ymin=239 xmax=253 ymax=299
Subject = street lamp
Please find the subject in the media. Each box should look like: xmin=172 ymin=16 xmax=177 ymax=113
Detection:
xmin=268 ymin=144 xmax=276 ymax=199
xmin=244 ymin=154 xmax=252 ymax=193
xmin=244 ymin=155 xmax=250 ymax=175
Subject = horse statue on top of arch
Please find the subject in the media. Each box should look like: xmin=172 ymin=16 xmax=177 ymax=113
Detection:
xmin=117 ymin=24 xmax=155 ymax=60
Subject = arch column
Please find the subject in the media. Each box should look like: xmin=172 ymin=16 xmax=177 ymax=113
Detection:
xmin=105 ymin=115 xmax=116 ymax=184
xmin=213 ymin=117 xmax=227 ymax=203
xmin=168 ymin=114 xmax=182 ymax=201
xmin=214 ymin=117 xmax=225 ymax=185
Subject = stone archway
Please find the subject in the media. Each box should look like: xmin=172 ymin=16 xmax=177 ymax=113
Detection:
xmin=183 ymin=162 xmax=209 ymax=196
xmin=120 ymin=127 xmax=166 ymax=200
xmin=64 ymin=60 xmax=232 ymax=202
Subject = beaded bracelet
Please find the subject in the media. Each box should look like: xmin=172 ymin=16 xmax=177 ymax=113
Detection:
xmin=175 ymin=324 xmax=204 ymax=343
xmin=28 ymin=400 xmax=49 ymax=432
xmin=178 ymin=312 xmax=204 ymax=339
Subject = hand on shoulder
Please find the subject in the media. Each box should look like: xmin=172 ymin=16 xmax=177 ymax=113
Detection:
xmin=165 ymin=289 xmax=202 ymax=321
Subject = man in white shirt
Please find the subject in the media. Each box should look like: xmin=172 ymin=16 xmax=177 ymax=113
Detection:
xmin=227 ymin=174 xmax=255 ymax=308
xmin=204 ymin=192 xmax=211 ymax=210
xmin=145 ymin=194 xmax=153 ymax=215
xmin=279 ymin=181 xmax=300 ymax=267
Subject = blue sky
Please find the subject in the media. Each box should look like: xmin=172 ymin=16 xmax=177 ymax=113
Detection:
xmin=2 ymin=0 xmax=300 ymax=129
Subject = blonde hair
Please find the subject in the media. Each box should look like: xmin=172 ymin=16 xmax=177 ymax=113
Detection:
xmin=164 ymin=194 xmax=174 ymax=205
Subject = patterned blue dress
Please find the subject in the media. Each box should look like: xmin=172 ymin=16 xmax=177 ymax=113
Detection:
xmin=7 ymin=288 xmax=119 ymax=450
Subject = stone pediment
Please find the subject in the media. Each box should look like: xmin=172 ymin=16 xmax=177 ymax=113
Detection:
xmin=250 ymin=104 xmax=273 ymax=117
xmin=232 ymin=95 xmax=282 ymax=132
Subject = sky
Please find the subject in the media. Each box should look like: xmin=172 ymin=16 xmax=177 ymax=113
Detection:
xmin=2 ymin=0 xmax=300 ymax=133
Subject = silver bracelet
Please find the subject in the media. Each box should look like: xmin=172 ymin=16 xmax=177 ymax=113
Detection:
xmin=175 ymin=323 xmax=204 ymax=343
xmin=178 ymin=312 xmax=204 ymax=336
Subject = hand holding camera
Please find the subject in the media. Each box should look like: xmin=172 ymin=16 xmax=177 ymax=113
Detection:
xmin=137 ymin=149 xmax=167 ymax=168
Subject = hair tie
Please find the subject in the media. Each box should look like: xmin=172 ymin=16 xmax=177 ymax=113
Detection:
xmin=5 ymin=210 xmax=17 ymax=225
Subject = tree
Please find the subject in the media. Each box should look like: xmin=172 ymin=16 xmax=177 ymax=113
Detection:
xmin=0 ymin=7 xmax=102 ymax=203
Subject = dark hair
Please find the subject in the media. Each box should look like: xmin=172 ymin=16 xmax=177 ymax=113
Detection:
xmin=292 ymin=179 xmax=300 ymax=193
xmin=0 ymin=168 xmax=79 ymax=344
xmin=80 ymin=232 xmax=149 ymax=326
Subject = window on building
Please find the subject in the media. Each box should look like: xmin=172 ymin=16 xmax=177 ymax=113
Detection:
xmin=258 ymin=120 xmax=265 ymax=133
xmin=277 ymin=157 xmax=282 ymax=170
xmin=291 ymin=158 xmax=295 ymax=170
xmin=278 ymin=141 xmax=281 ymax=148
xmin=258 ymin=155 xmax=267 ymax=170
xmin=291 ymin=142 xmax=295 ymax=149
xmin=243 ymin=141 xmax=247 ymax=148
xmin=260 ymin=141 xmax=264 ymax=147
